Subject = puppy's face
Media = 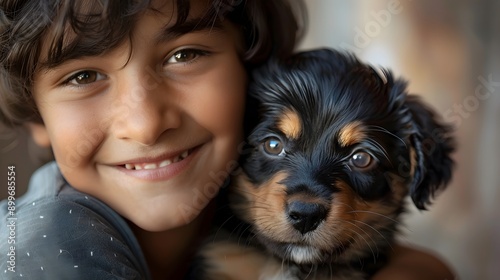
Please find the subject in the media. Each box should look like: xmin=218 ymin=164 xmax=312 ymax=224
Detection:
xmin=231 ymin=49 xmax=454 ymax=265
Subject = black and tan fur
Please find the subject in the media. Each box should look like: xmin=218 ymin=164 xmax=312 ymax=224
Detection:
xmin=193 ymin=49 xmax=455 ymax=280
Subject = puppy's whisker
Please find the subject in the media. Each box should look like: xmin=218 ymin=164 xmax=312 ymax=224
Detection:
xmin=232 ymin=200 xmax=274 ymax=211
xmin=344 ymin=162 xmax=352 ymax=171
xmin=367 ymin=125 xmax=407 ymax=148
xmin=343 ymin=221 xmax=379 ymax=262
xmin=236 ymin=223 xmax=254 ymax=246
xmin=346 ymin=210 xmax=404 ymax=227
xmin=366 ymin=138 xmax=391 ymax=163
xmin=243 ymin=232 xmax=259 ymax=247
xmin=351 ymin=219 xmax=394 ymax=251
xmin=335 ymin=201 xmax=357 ymax=213
xmin=304 ymin=263 xmax=315 ymax=280
xmin=345 ymin=220 xmax=387 ymax=255
xmin=329 ymin=263 xmax=333 ymax=280
xmin=344 ymin=219 xmax=379 ymax=250
xmin=280 ymin=257 xmax=285 ymax=276
xmin=212 ymin=214 xmax=238 ymax=242
xmin=348 ymin=210 xmax=412 ymax=232
xmin=252 ymin=200 xmax=272 ymax=209
xmin=232 ymin=192 xmax=277 ymax=209
xmin=334 ymin=239 xmax=349 ymax=260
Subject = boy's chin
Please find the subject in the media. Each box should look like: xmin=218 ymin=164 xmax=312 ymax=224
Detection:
xmin=127 ymin=197 xmax=214 ymax=233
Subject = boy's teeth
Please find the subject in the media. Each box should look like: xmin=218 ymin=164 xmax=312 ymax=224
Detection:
xmin=159 ymin=159 xmax=172 ymax=167
xmin=143 ymin=163 xmax=156 ymax=170
xmin=173 ymin=156 xmax=181 ymax=163
xmin=123 ymin=150 xmax=190 ymax=170
xmin=181 ymin=150 xmax=189 ymax=158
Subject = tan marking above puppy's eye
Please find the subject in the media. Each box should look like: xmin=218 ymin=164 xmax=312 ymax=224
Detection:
xmin=338 ymin=121 xmax=366 ymax=147
xmin=278 ymin=109 xmax=302 ymax=139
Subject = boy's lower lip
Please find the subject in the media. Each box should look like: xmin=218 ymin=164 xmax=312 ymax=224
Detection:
xmin=114 ymin=145 xmax=202 ymax=182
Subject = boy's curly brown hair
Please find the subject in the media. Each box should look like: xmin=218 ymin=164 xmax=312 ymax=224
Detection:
xmin=0 ymin=0 xmax=305 ymax=126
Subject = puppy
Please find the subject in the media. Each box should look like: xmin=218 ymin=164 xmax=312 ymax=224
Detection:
xmin=193 ymin=49 xmax=455 ymax=280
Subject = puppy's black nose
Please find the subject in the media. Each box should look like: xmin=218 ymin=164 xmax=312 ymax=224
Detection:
xmin=287 ymin=201 xmax=327 ymax=234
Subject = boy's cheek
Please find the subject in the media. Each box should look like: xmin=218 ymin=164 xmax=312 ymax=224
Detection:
xmin=195 ymin=59 xmax=247 ymax=132
xmin=47 ymin=124 xmax=100 ymax=178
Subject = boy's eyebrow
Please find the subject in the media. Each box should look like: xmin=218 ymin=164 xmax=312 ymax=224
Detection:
xmin=155 ymin=17 xmax=224 ymax=43
xmin=37 ymin=17 xmax=225 ymax=72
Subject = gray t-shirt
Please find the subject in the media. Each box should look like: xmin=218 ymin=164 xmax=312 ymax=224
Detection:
xmin=1 ymin=162 xmax=151 ymax=279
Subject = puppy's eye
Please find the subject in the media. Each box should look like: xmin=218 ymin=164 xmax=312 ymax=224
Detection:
xmin=263 ymin=137 xmax=285 ymax=156
xmin=349 ymin=151 xmax=375 ymax=170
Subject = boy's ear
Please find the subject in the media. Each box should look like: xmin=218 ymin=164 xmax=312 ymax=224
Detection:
xmin=26 ymin=122 xmax=51 ymax=148
xmin=405 ymin=96 xmax=455 ymax=210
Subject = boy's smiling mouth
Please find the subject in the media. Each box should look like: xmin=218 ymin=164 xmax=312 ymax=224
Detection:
xmin=123 ymin=150 xmax=190 ymax=170
xmin=112 ymin=145 xmax=203 ymax=182
xmin=114 ymin=144 xmax=204 ymax=181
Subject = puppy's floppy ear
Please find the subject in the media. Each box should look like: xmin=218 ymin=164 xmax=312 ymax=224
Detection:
xmin=406 ymin=95 xmax=455 ymax=210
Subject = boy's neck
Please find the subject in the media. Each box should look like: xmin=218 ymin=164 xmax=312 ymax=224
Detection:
xmin=129 ymin=201 xmax=215 ymax=279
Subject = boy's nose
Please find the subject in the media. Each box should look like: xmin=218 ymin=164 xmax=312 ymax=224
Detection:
xmin=112 ymin=76 xmax=181 ymax=146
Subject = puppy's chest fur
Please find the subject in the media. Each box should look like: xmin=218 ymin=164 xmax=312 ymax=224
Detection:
xmin=191 ymin=49 xmax=454 ymax=280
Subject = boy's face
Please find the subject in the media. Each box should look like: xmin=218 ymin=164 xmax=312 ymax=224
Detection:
xmin=31 ymin=1 xmax=247 ymax=231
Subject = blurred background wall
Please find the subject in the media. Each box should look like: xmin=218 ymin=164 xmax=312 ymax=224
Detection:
xmin=298 ymin=0 xmax=499 ymax=279
xmin=1 ymin=0 xmax=498 ymax=279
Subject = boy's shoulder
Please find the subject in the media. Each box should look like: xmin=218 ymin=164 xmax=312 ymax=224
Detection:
xmin=1 ymin=162 xmax=119 ymax=227
xmin=0 ymin=162 xmax=150 ymax=279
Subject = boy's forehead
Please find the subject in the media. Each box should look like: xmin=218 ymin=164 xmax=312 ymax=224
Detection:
xmin=150 ymin=0 xmax=211 ymax=21
xmin=148 ymin=0 xmax=225 ymax=42
xmin=38 ymin=0 xmax=231 ymax=69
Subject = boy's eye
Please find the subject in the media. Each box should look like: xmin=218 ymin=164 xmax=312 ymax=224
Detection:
xmin=66 ymin=70 xmax=106 ymax=85
xmin=166 ymin=49 xmax=208 ymax=64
